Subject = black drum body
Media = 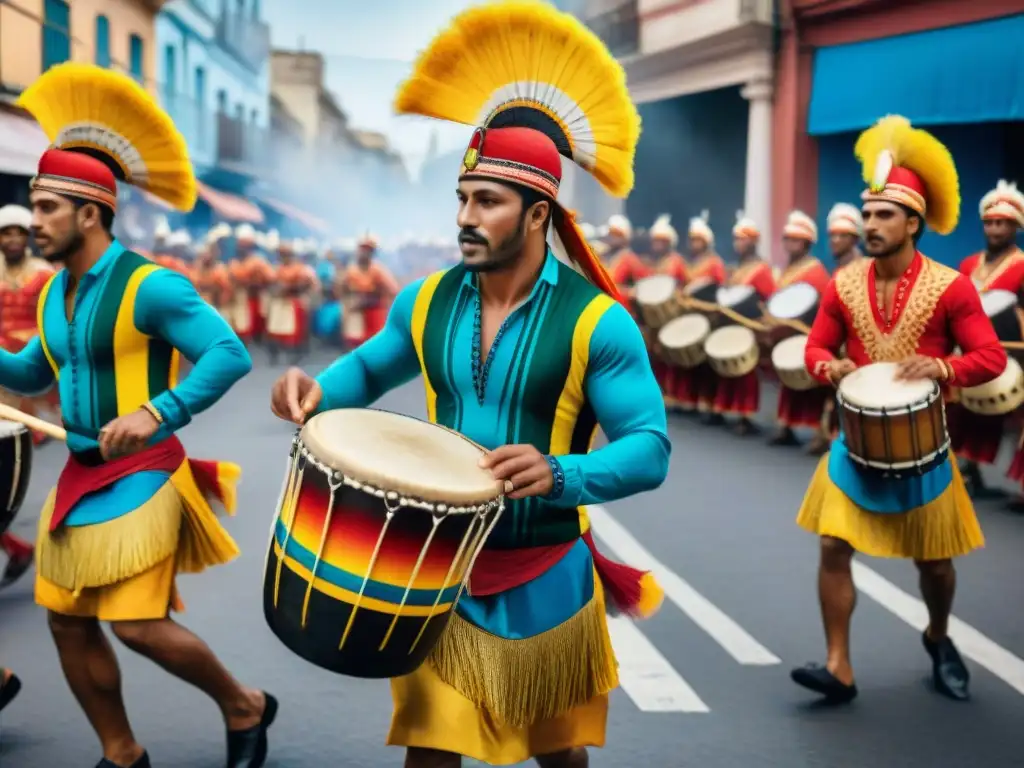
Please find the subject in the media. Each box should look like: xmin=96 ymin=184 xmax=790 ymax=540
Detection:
xmin=715 ymin=285 xmax=761 ymax=326
xmin=982 ymin=289 xmax=1022 ymax=343
xmin=0 ymin=422 xmax=33 ymax=534
xmin=683 ymin=277 xmax=718 ymax=304
xmin=765 ymin=282 xmax=820 ymax=342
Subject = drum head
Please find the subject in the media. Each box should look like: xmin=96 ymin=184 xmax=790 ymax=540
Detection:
xmin=0 ymin=420 xmax=27 ymax=437
xmin=705 ymin=325 xmax=756 ymax=356
xmin=982 ymin=289 xmax=1017 ymax=316
xmin=300 ymin=409 xmax=504 ymax=505
xmin=766 ymin=282 xmax=818 ymax=319
xmin=658 ymin=313 xmax=710 ymax=347
xmin=770 ymin=334 xmax=809 ymax=369
xmin=838 ymin=362 xmax=934 ymax=409
xmin=635 ymin=275 xmax=677 ymax=305
xmin=716 ymin=285 xmax=755 ymax=307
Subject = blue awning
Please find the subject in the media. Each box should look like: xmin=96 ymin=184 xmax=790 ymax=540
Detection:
xmin=808 ymin=14 xmax=1024 ymax=136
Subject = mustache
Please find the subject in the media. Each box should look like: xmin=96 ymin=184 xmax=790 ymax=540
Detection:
xmin=866 ymin=235 xmax=885 ymax=244
xmin=458 ymin=229 xmax=488 ymax=246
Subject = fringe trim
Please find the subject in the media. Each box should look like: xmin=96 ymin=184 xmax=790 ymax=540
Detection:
xmin=169 ymin=461 xmax=240 ymax=574
xmin=36 ymin=482 xmax=183 ymax=593
xmin=429 ymin=588 xmax=618 ymax=728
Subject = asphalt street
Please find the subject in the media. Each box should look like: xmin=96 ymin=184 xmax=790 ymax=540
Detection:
xmin=2 ymin=348 xmax=1024 ymax=767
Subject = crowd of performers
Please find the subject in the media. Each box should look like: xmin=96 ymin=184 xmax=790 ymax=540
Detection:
xmin=587 ymin=180 xmax=1024 ymax=500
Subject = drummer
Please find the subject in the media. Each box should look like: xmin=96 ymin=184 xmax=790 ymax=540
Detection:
xmin=672 ymin=213 xmax=725 ymax=415
xmin=792 ymin=115 xmax=1005 ymax=705
xmin=702 ymin=213 xmax=774 ymax=434
xmin=605 ymin=214 xmax=652 ymax=299
xmin=953 ymin=180 xmax=1024 ymax=497
xmin=649 ymin=215 xmax=687 ymax=405
xmin=769 ymin=210 xmax=832 ymax=451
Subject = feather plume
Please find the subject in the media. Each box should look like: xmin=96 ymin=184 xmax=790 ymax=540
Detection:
xmin=854 ymin=115 xmax=960 ymax=235
xmin=18 ymin=63 xmax=196 ymax=212
xmin=394 ymin=1 xmax=640 ymax=197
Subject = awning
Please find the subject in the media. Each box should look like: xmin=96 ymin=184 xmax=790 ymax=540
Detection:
xmin=0 ymin=110 xmax=49 ymax=176
xmin=255 ymin=195 xmax=329 ymax=234
xmin=808 ymin=13 xmax=1024 ymax=135
xmin=195 ymin=181 xmax=264 ymax=223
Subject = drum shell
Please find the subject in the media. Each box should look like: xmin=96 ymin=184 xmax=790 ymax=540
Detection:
xmin=771 ymin=335 xmax=817 ymax=391
xmin=839 ymin=392 xmax=947 ymax=473
xmin=657 ymin=314 xmax=710 ymax=369
xmin=766 ymin=293 xmax=819 ymax=344
xmin=705 ymin=326 xmax=759 ymax=378
xmin=959 ymin=358 xmax=1024 ymax=415
xmin=0 ymin=424 xmax=32 ymax=534
xmin=984 ymin=293 xmax=1023 ymax=344
xmin=264 ymin=450 xmax=493 ymax=678
xmin=637 ymin=295 xmax=682 ymax=330
xmin=683 ymin=278 xmax=718 ymax=305
xmin=715 ymin=286 xmax=762 ymax=328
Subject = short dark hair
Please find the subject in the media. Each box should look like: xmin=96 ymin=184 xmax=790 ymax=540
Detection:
xmin=506 ymin=181 xmax=553 ymax=233
xmin=897 ymin=203 xmax=925 ymax=245
xmin=70 ymin=197 xmax=115 ymax=235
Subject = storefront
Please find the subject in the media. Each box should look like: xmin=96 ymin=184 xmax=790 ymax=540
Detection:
xmin=773 ymin=1 xmax=1023 ymax=268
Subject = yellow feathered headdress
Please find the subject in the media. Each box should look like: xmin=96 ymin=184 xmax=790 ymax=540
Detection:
xmin=394 ymin=1 xmax=640 ymax=302
xmin=854 ymin=115 xmax=959 ymax=235
xmin=18 ymin=63 xmax=196 ymax=212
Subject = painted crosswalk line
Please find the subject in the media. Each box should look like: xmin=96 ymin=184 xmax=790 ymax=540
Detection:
xmin=588 ymin=504 xmax=781 ymax=666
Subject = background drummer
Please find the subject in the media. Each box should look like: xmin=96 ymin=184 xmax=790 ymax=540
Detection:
xmin=706 ymin=213 xmax=774 ymax=435
xmin=770 ymin=210 xmax=833 ymax=452
xmin=605 ymin=214 xmax=651 ymax=299
xmin=671 ymin=214 xmax=725 ymax=415
xmin=649 ymin=215 xmax=688 ymax=407
xmin=953 ymin=180 xmax=1024 ymax=498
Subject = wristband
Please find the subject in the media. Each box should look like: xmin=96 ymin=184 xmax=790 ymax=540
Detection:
xmin=542 ymin=455 xmax=566 ymax=501
xmin=140 ymin=402 xmax=164 ymax=424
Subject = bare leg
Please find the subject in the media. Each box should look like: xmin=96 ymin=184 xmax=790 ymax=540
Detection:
xmin=111 ymin=618 xmax=264 ymax=730
xmin=536 ymin=747 xmax=588 ymax=767
xmin=404 ymin=747 xmax=461 ymax=768
xmin=819 ymin=537 xmax=856 ymax=685
xmin=48 ymin=612 xmax=145 ymax=767
xmin=915 ymin=559 xmax=956 ymax=639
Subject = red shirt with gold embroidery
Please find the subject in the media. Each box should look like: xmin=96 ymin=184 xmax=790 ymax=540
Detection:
xmin=728 ymin=259 xmax=776 ymax=300
xmin=658 ymin=252 xmax=688 ymax=283
xmin=609 ymin=249 xmax=652 ymax=288
xmin=959 ymin=247 xmax=1024 ymax=292
xmin=776 ymin=256 xmax=830 ymax=294
xmin=805 ymin=252 xmax=1005 ymax=387
xmin=688 ymin=253 xmax=728 ymax=285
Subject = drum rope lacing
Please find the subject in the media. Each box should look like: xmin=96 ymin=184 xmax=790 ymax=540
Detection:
xmin=275 ymin=434 xmax=505 ymax=654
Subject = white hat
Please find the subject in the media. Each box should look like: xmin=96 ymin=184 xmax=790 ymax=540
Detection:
xmin=733 ymin=210 xmax=760 ymax=239
xmin=980 ymin=180 xmax=1024 ymax=227
xmin=154 ymin=215 xmax=171 ymax=239
xmin=688 ymin=210 xmax=714 ymax=244
xmin=827 ymin=203 xmax=863 ymax=236
xmin=265 ymin=229 xmax=281 ymax=252
xmin=206 ymin=222 xmax=232 ymax=244
xmin=235 ymin=223 xmax=256 ymax=243
xmin=606 ymin=214 xmax=631 ymax=238
xmin=357 ymin=232 xmax=379 ymax=249
xmin=781 ymin=210 xmax=818 ymax=243
xmin=579 ymin=222 xmax=596 ymax=241
xmin=0 ymin=205 xmax=31 ymax=232
xmin=649 ymin=214 xmax=678 ymax=246
xmin=167 ymin=229 xmax=192 ymax=248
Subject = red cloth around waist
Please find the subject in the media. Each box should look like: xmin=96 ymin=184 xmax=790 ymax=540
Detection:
xmin=51 ymin=437 xmax=186 ymax=531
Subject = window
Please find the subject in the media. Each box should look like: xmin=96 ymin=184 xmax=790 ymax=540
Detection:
xmin=42 ymin=0 xmax=71 ymax=72
xmin=164 ymin=45 xmax=176 ymax=95
xmin=129 ymin=34 xmax=144 ymax=82
xmin=95 ymin=15 xmax=111 ymax=68
xmin=194 ymin=66 xmax=206 ymax=108
xmin=216 ymin=89 xmax=227 ymax=114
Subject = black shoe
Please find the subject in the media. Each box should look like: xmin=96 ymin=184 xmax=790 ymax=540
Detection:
xmin=226 ymin=692 xmax=278 ymax=767
xmin=790 ymin=663 xmax=858 ymax=703
xmin=95 ymin=752 xmax=150 ymax=768
xmin=922 ymin=631 xmax=970 ymax=701
xmin=0 ymin=671 xmax=21 ymax=712
xmin=769 ymin=429 xmax=800 ymax=447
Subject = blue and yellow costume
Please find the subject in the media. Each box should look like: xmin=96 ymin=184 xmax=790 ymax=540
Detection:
xmin=1 ymin=63 xmax=252 ymax=621
xmin=310 ymin=3 xmax=671 ymax=763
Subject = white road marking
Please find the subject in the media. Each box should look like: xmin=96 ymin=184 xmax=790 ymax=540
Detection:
xmin=607 ymin=615 xmax=710 ymax=712
xmin=852 ymin=561 xmax=1024 ymax=696
xmin=588 ymin=504 xmax=781 ymax=666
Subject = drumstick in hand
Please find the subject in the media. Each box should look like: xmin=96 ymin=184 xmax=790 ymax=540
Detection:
xmin=0 ymin=402 xmax=67 ymax=441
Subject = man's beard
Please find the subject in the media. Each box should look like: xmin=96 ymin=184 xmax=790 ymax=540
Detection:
xmin=1 ymin=246 xmax=25 ymax=264
xmin=46 ymin=228 xmax=84 ymax=263
xmin=461 ymin=216 xmax=527 ymax=274
xmin=866 ymin=237 xmax=903 ymax=259
xmin=986 ymin=237 xmax=1014 ymax=254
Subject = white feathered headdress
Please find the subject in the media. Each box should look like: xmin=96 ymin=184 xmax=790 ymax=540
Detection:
xmin=688 ymin=210 xmax=714 ymax=244
xmin=980 ymin=180 xmax=1024 ymax=227
xmin=649 ymin=214 xmax=678 ymax=246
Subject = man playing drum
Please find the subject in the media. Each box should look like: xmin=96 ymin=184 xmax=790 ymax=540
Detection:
xmin=648 ymin=215 xmax=687 ymax=406
xmin=5 ymin=64 xmax=276 ymax=768
xmin=770 ymin=211 xmax=832 ymax=451
xmin=791 ymin=115 xmax=1006 ymax=704
xmin=953 ymin=180 xmax=1024 ymax=498
xmin=270 ymin=4 xmax=671 ymax=766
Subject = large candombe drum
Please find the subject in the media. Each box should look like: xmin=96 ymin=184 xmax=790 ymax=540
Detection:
xmin=0 ymin=420 xmax=32 ymax=534
xmin=959 ymin=357 xmax=1024 ymax=415
xmin=264 ymin=409 xmax=505 ymax=678
xmin=634 ymin=275 xmax=680 ymax=329
xmin=657 ymin=314 xmax=710 ymax=369
xmin=771 ymin=334 xmax=817 ymax=391
xmin=837 ymin=362 xmax=948 ymax=475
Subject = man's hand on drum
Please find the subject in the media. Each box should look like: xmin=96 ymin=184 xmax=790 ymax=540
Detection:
xmin=480 ymin=444 xmax=554 ymax=500
xmin=98 ymin=408 xmax=161 ymax=460
xmin=827 ymin=358 xmax=858 ymax=383
xmin=896 ymin=355 xmax=945 ymax=381
xmin=270 ymin=367 xmax=323 ymax=424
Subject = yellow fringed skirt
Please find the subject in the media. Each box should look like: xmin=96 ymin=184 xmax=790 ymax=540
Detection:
xmin=34 ymin=460 xmax=240 ymax=621
xmin=796 ymin=453 xmax=984 ymax=560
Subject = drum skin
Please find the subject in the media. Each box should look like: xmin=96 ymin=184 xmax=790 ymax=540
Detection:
xmin=959 ymin=357 xmax=1024 ymax=415
xmin=704 ymin=325 xmax=759 ymax=378
xmin=264 ymin=447 xmax=493 ymax=679
xmin=0 ymin=422 xmax=32 ymax=534
xmin=766 ymin=282 xmax=819 ymax=343
xmin=838 ymin=364 xmax=947 ymax=473
xmin=771 ymin=335 xmax=817 ymax=391
xmin=658 ymin=314 xmax=710 ymax=369
xmin=634 ymin=275 xmax=681 ymax=329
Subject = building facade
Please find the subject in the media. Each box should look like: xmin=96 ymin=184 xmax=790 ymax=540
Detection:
xmin=773 ymin=1 xmax=1024 ymax=268
xmin=0 ymin=0 xmax=163 ymax=202
xmin=572 ymin=0 xmax=776 ymax=255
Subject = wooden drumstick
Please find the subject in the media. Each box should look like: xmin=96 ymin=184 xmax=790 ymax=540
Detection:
xmin=0 ymin=402 xmax=67 ymax=442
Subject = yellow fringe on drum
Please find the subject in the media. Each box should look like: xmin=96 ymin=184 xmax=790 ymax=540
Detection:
xmin=429 ymin=589 xmax=618 ymax=728
xmin=36 ymin=482 xmax=183 ymax=593
xmin=796 ymin=455 xmax=985 ymax=560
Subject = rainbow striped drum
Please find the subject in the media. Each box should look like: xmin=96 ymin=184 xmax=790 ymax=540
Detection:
xmin=263 ymin=408 xmax=505 ymax=678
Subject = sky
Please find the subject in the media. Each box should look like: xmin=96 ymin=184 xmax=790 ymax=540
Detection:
xmin=262 ymin=0 xmax=487 ymax=175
